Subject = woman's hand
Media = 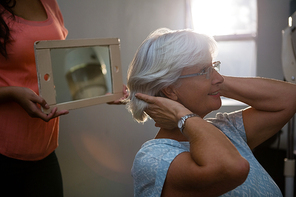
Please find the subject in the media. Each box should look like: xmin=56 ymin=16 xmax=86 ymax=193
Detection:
xmin=1 ymin=86 xmax=68 ymax=122
xmin=135 ymin=93 xmax=192 ymax=129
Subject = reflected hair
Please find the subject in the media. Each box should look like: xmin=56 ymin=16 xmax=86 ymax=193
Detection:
xmin=126 ymin=28 xmax=217 ymax=123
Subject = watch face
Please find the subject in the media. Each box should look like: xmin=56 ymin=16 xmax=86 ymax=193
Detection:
xmin=178 ymin=119 xmax=183 ymax=128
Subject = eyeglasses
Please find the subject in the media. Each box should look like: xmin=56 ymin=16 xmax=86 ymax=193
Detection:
xmin=179 ymin=61 xmax=221 ymax=79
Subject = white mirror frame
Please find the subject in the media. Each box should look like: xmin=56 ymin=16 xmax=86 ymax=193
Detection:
xmin=34 ymin=38 xmax=123 ymax=113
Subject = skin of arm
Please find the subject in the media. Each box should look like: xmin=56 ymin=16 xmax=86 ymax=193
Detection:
xmin=0 ymin=86 xmax=68 ymax=122
xmin=0 ymin=85 xmax=128 ymax=121
xmin=220 ymin=76 xmax=296 ymax=149
xmin=163 ymin=117 xmax=250 ymax=197
xmin=135 ymin=93 xmax=250 ymax=197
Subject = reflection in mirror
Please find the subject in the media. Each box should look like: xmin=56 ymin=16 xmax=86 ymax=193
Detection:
xmin=50 ymin=46 xmax=112 ymax=103
xmin=35 ymin=38 xmax=123 ymax=112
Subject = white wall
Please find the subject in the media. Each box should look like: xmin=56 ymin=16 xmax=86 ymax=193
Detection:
xmin=56 ymin=1 xmax=186 ymax=196
xmin=256 ymin=0 xmax=293 ymax=150
xmin=257 ymin=0 xmax=290 ymax=79
xmin=55 ymin=0 xmax=291 ymax=196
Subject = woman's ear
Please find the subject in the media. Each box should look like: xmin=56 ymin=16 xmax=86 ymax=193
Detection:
xmin=161 ymin=85 xmax=178 ymax=101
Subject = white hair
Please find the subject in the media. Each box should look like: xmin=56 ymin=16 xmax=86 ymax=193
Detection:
xmin=126 ymin=28 xmax=217 ymax=123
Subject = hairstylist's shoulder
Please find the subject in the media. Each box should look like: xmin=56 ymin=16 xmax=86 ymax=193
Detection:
xmin=42 ymin=0 xmax=68 ymax=37
xmin=42 ymin=0 xmax=65 ymax=21
xmin=42 ymin=0 xmax=60 ymax=8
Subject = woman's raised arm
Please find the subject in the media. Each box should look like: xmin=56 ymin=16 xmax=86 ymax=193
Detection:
xmin=135 ymin=93 xmax=250 ymax=196
xmin=220 ymin=76 xmax=296 ymax=149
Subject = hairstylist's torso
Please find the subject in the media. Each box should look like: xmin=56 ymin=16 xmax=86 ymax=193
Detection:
xmin=0 ymin=0 xmax=68 ymax=161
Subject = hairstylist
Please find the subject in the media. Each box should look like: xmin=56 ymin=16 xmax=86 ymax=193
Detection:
xmin=0 ymin=0 xmax=68 ymax=196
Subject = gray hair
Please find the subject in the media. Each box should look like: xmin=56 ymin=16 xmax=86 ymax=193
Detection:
xmin=126 ymin=28 xmax=217 ymax=123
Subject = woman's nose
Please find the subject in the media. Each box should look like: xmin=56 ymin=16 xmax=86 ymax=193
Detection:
xmin=212 ymin=69 xmax=224 ymax=85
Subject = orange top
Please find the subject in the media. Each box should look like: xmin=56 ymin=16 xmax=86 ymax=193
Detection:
xmin=0 ymin=0 xmax=68 ymax=161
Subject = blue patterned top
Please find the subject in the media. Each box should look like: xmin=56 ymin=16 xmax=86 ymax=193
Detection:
xmin=131 ymin=110 xmax=283 ymax=197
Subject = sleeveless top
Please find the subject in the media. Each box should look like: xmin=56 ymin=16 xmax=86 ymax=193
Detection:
xmin=132 ymin=110 xmax=283 ymax=197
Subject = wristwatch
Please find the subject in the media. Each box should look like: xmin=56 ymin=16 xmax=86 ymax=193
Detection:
xmin=178 ymin=113 xmax=199 ymax=134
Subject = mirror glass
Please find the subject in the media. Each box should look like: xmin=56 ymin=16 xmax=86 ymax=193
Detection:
xmin=34 ymin=38 xmax=123 ymax=112
xmin=50 ymin=46 xmax=112 ymax=103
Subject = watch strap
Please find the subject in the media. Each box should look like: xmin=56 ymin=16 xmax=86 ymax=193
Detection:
xmin=178 ymin=113 xmax=199 ymax=134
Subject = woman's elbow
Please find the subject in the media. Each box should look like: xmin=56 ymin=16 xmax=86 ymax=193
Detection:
xmin=229 ymin=158 xmax=250 ymax=186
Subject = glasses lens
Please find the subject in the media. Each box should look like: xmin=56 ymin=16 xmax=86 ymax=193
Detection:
xmin=213 ymin=61 xmax=221 ymax=72
xmin=207 ymin=61 xmax=221 ymax=79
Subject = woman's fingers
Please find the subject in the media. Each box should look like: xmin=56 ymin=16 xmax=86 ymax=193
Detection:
xmin=135 ymin=93 xmax=155 ymax=104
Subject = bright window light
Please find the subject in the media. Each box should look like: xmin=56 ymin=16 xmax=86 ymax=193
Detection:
xmin=191 ymin=0 xmax=257 ymax=36
xmin=190 ymin=0 xmax=257 ymax=78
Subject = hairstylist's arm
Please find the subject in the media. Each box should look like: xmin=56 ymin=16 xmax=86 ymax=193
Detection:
xmin=0 ymin=86 xmax=68 ymax=122
xmin=107 ymin=85 xmax=129 ymax=105
xmin=220 ymin=76 xmax=296 ymax=149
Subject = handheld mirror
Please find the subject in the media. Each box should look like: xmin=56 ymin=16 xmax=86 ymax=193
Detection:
xmin=34 ymin=38 xmax=123 ymax=113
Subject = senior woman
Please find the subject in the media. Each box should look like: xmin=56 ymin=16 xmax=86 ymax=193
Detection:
xmin=126 ymin=28 xmax=296 ymax=197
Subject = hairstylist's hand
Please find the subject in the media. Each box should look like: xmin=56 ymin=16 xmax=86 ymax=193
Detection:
xmin=135 ymin=93 xmax=192 ymax=130
xmin=9 ymin=87 xmax=68 ymax=122
xmin=107 ymin=85 xmax=129 ymax=105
